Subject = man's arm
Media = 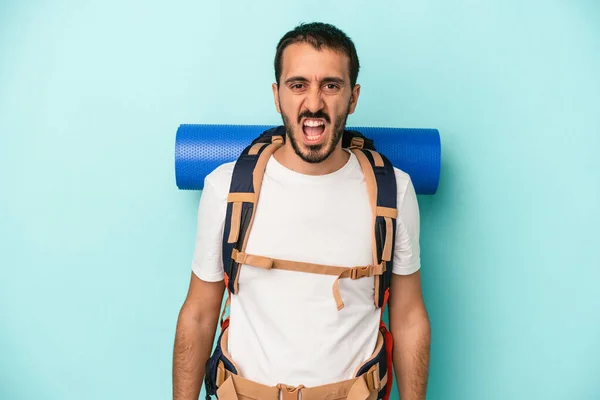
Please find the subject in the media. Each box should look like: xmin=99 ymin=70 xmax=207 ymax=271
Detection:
xmin=173 ymin=272 xmax=225 ymax=400
xmin=388 ymin=271 xmax=431 ymax=400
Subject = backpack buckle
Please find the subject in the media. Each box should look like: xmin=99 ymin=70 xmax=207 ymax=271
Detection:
xmin=366 ymin=364 xmax=381 ymax=392
xmin=349 ymin=137 xmax=364 ymax=149
xmin=277 ymin=384 xmax=304 ymax=400
xmin=350 ymin=266 xmax=372 ymax=279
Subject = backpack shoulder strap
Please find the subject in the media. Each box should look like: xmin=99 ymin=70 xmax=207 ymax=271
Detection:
xmin=343 ymin=129 xmax=376 ymax=150
xmin=250 ymin=125 xmax=287 ymax=145
xmin=350 ymin=146 xmax=397 ymax=309
xmin=222 ymin=134 xmax=284 ymax=294
xmin=222 ymin=125 xmax=396 ymax=308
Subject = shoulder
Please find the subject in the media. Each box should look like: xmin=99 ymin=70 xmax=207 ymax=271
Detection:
xmin=351 ymin=151 xmax=416 ymax=207
xmin=392 ymin=166 xmax=414 ymax=205
xmin=390 ymin=167 xmax=421 ymax=274
xmin=391 ymin=166 xmax=419 ymax=234
xmin=202 ymin=161 xmax=235 ymax=200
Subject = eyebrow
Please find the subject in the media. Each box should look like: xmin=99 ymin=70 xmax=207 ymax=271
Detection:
xmin=284 ymin=76 xmax=346 ymax=85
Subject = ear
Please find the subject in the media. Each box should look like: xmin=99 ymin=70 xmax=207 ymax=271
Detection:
xmin=272 ymin=83 xmax=281 ymax=114
xmin=348 ymin=84 xmax=361 ymax=115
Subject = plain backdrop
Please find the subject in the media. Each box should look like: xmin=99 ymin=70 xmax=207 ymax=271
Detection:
xmin=1 ymin=1 xmax=599 ymax=399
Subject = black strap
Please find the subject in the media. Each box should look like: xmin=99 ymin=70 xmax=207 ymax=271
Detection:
xmin=221 ymin=141 xmax=273 ymax=294
xmin=360 ymin=149 xmax=397 ymax=307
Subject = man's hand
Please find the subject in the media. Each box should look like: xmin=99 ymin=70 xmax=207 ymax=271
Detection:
xmin=388 ymin=271 xmax=431 ymax=400
xmin=173 ymin=272 xmax=225 ymax=400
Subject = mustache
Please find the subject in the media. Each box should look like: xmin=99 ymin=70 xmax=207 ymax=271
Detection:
xmin=297 ymin=110 xmax=330 ymax=124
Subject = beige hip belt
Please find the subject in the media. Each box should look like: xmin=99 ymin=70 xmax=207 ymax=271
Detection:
xmin=216 ymin=370 xmax=382 ymax=400
xmin=211 ymin=326 xmax=388 ymax=400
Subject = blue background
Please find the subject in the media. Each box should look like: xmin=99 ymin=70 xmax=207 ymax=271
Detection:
xmin=1 ymin=1 xmax=599 ymax=399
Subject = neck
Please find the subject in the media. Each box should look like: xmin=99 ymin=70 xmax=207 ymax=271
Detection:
xmin=273 ymin=142 xmax=350 ymax=176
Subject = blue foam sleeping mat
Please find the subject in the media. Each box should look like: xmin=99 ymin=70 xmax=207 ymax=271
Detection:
xmin=174 ymin=124 xmax=441 ymax=195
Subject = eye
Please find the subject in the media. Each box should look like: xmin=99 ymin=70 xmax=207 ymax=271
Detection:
xmin=290 ymin=83 xmax=305 ymax=90
xmin=324 ymin=83 xmax=340 ymax=92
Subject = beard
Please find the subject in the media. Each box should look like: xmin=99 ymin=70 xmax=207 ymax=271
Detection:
xmin=280 ymin=103 xmax=350 ymax=164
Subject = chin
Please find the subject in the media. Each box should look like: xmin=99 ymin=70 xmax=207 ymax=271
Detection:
xmin=293 ymin=133 xmax=335 ymax=164
xmin=281 ymin=112 xmax=344 ymax=164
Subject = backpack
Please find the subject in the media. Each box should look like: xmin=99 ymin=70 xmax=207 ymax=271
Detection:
xmin=206 ymin=125 xmax=397 ymax=400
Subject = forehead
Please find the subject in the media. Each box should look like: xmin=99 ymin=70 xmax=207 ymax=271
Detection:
xmin=280 ymin=42 xmax=350 ymax=81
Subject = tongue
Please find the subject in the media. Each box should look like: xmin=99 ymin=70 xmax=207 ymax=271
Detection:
xmin=303 ymin=125 xmax=325 ymax=136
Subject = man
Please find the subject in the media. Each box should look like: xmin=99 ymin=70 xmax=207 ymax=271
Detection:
xmin=173 ymin=22 xmax=430 ymax=400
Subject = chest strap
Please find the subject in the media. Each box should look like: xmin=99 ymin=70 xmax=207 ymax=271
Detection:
xmin=231 ymin=249 xmax=385 ymax=311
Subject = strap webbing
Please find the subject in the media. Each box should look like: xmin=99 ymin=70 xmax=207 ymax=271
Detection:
xmin=227 ymin=202 xmax=242 ymax=244
xmin=231 ymin=249 xmax=385 ymax=311
xmin=351 ymin=149 xmax=384 ymax=306
xmin=223 ymin=139 xmax=283 ymax=294
xmin=239 ymin=141 xmax=281 ymax=253
xmin=382 ymin=215 xmax=393 ymax=262
xmin=350 ymin=149 xmax=379 ymax=266
xmin=350 ymin=148 xmax=397 ymax=308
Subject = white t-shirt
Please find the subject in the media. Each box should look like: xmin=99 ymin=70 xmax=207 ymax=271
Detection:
xmin=191 ymin=149 xmax=420 ymax=388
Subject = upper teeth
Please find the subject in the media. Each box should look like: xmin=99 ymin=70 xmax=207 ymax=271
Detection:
xmin=304 ymin=120 xmax=324 ymax=127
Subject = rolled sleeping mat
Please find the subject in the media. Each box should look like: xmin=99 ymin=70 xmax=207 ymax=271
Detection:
xmin=175 ymin=124 xmax=441 ymax=195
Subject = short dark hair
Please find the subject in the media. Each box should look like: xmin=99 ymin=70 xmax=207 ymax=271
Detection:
xmin=274 ymin=22 xmax=360 ymax=87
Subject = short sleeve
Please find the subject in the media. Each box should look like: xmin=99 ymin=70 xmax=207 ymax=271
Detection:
xmin=391 ymin=172 xmax=421 ymax=275
xmin=190 ymin=170 xmax=230 ymax=282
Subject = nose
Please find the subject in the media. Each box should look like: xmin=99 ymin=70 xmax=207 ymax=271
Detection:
xmin=304 ymin=86 xmax=324 ymax=113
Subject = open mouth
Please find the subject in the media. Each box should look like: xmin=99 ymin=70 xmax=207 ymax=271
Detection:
xmin=302 ymin=118 xmax=326 ymax=143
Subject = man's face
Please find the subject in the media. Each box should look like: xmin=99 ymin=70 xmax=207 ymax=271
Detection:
xmin=272 ymin=42 xmax=360 ymax=164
